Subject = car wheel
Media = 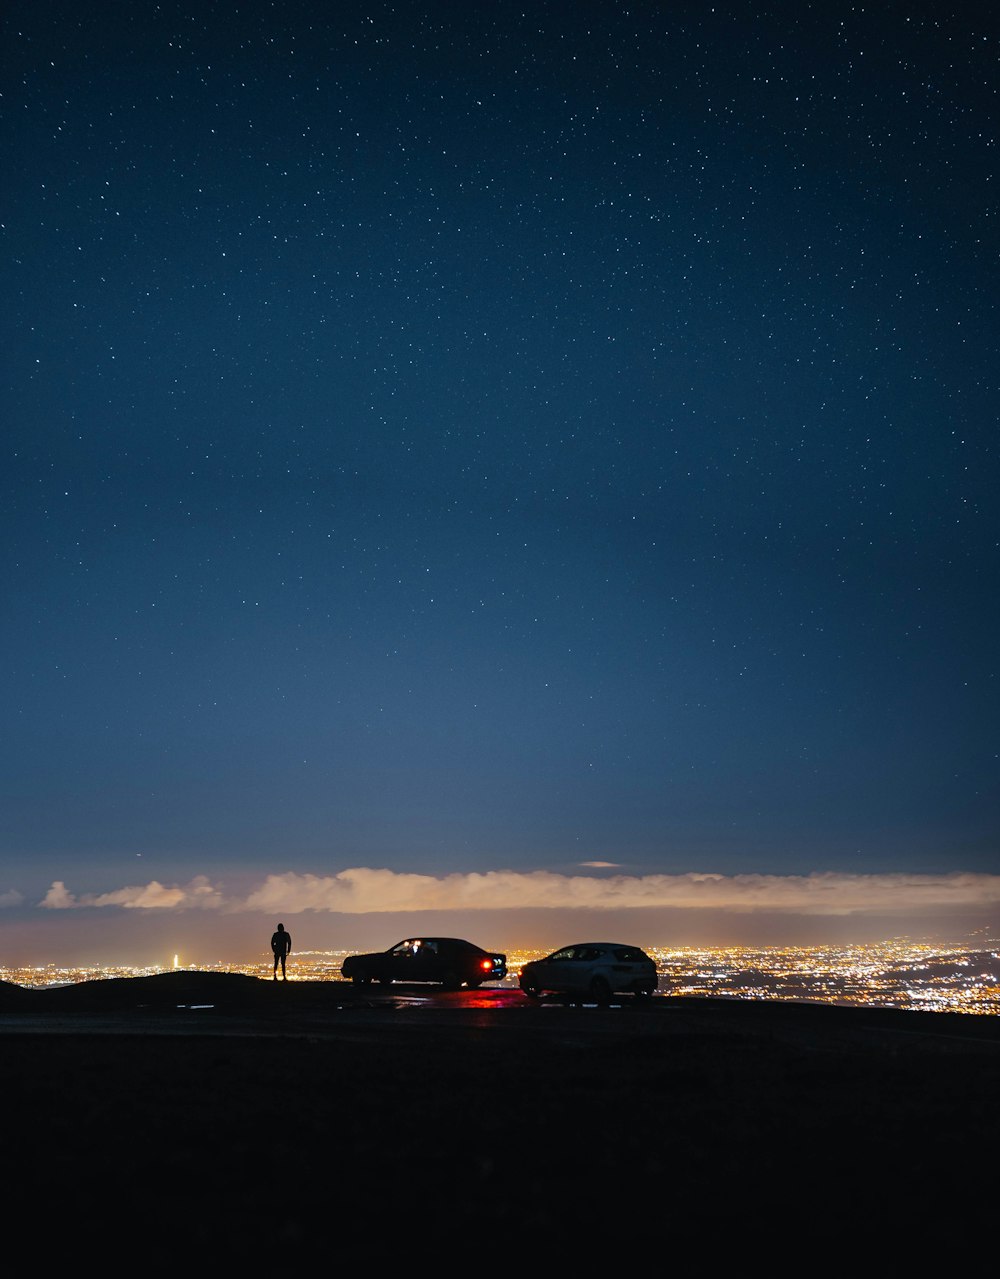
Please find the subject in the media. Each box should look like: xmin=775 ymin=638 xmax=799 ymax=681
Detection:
xmin=634 ymin=983 xmax=653 ymax=999
xmin=521 ymin=985 xmax=540 ymax=999
xmin=352 ymin=974 xmax=371 ymax=986
xmin=441 ymin=970 xmax=463 ymax=990
xmin=588 ymin=976 xmax=612 ymax=1003
xmin=378 ymin=974 xmax=394 ymax=986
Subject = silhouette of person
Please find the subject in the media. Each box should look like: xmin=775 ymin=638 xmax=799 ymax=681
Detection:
xmin=271 ymin=923 xmax=292 ymax=981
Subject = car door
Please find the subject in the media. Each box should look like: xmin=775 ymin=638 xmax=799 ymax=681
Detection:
xmin=540 ymin=946 xmax=582 ymax=991
xmin=408 ymin=939 xmax=440 ymax=982
xmin=388 ymin=940 xmax=421 ymax=981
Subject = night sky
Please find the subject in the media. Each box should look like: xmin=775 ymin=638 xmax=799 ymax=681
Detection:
xmin=2 ymin=2 xmax=998 ymax=963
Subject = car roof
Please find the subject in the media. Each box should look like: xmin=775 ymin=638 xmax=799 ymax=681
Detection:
xmin=555 ymin=941 xmax=645 ymax=949
xmin=396 ymin=937 xmax=482 ymax=947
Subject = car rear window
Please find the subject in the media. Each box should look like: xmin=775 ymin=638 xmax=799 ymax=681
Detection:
xmin=613 ymin=947 xmax=649 ymax=962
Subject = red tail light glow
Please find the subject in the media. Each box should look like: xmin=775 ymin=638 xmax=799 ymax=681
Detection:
xmin=480 ymin=959 xmax=493 ymax=971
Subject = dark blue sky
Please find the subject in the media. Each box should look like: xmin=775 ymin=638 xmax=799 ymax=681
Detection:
xmin=2 ymin=2 xmax=997 ymax=961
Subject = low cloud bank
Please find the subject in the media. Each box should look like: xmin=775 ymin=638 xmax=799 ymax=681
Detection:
xmin=40 ymin=876 xmax=224 ymax=911
xmin=37 ymin=868 xmax=1000 ymax=918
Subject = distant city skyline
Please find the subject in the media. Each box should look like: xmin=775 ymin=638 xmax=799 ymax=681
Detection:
xmin=6 ymin=936 xmax=999 ymax=1018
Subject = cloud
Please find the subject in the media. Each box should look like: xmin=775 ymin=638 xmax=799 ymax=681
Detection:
xmin=40 ymin=876 xmax=224 ymax=911
xmin=35 ymin=868 xmax=1000 ymax=919
xmin=240 ymin=867 xmax=1000 ymax=917
xmin=0 ymin=888 xmax=25 ymax=908
xmin=40 ymin=882 xmax=76 ymax=909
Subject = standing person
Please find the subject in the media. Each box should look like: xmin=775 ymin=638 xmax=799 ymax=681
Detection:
xmin=271 ymin=922 xmax=292 ymax=981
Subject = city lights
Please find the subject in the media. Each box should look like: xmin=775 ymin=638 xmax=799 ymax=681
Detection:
xmin=3 ymin=939 xmax=998 ymax=1014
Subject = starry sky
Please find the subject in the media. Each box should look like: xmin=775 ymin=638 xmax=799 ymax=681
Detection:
xmin=2 ymin=2 xmax=998 ymax=965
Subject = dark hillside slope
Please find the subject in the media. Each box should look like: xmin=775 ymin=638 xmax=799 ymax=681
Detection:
xmin=4 ymin=974 xmax=996 ymax=1267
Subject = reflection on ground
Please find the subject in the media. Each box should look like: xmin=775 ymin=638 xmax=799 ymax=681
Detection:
xmin=383 ymin=983 xmax=650 ymax=1011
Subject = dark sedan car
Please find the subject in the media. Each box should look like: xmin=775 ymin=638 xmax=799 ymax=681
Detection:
xmin=518 ymin=942 xmax=657 ymax=1001
xmin=341 ymin=937 xmax=508 ymax=989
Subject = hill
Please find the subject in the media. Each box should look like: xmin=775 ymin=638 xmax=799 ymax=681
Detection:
xmin=4 ymin=972 xmax=997 ymax=1266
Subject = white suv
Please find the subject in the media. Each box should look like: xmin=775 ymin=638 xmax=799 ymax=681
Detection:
xmin=518 ymin=942 xmax=657 ymax=1001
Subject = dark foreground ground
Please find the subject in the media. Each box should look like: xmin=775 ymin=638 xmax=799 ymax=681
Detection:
xmin=4 ymin=972 xmax=997 ymax=1268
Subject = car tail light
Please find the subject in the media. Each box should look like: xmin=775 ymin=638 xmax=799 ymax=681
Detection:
xmin=480 ymin=959 xmax=494 ymax=971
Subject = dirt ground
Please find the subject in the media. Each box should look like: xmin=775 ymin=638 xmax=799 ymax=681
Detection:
xmin=5 ymin=973 xmax=997 ymax=1268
